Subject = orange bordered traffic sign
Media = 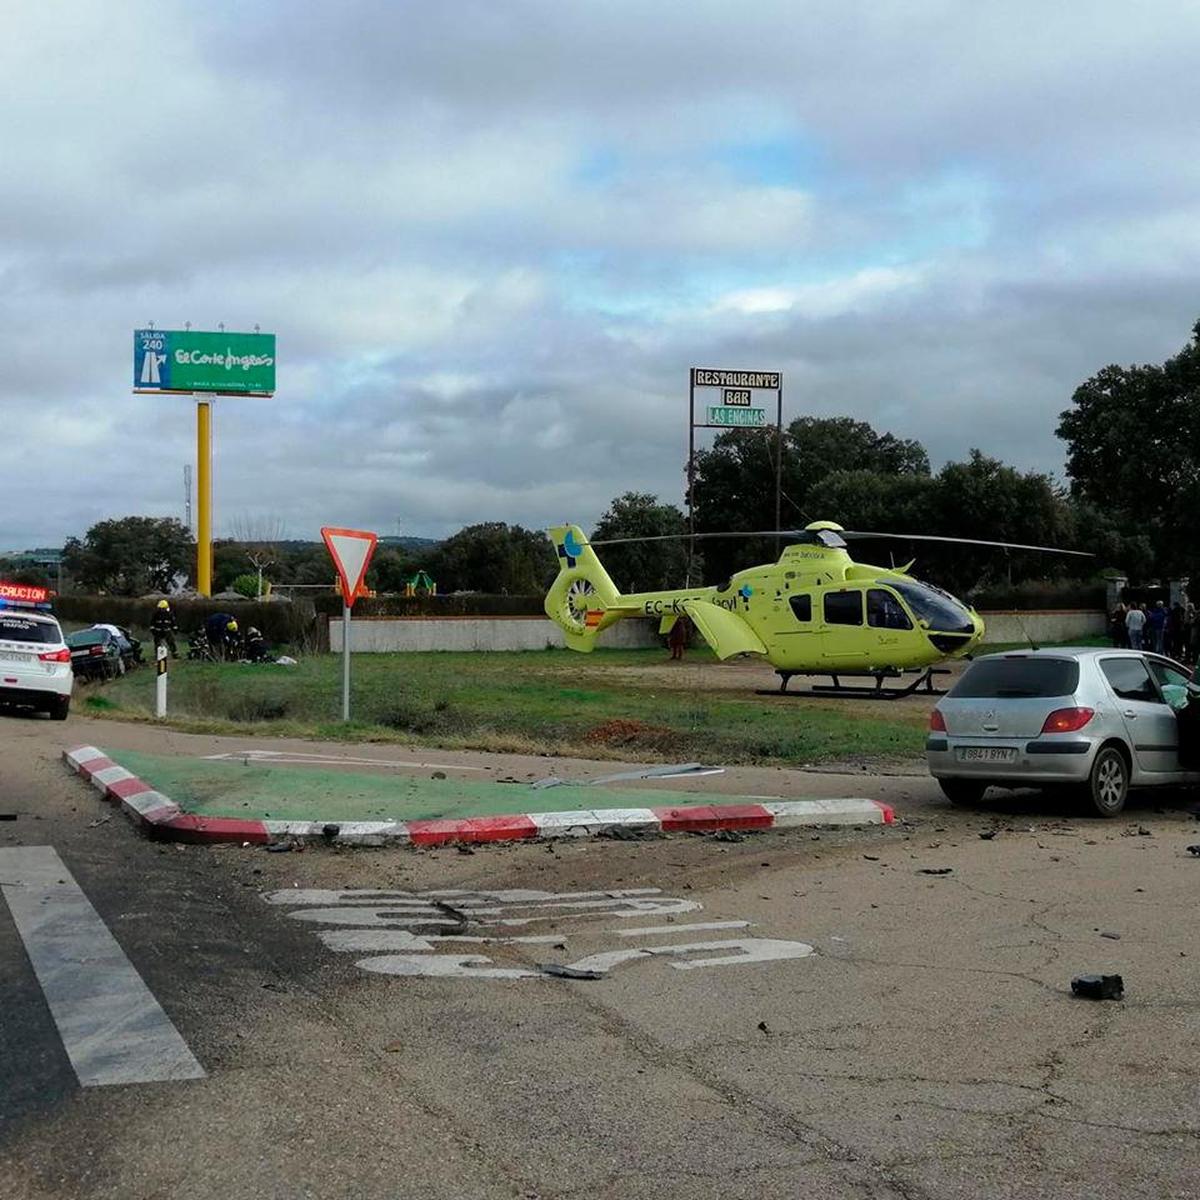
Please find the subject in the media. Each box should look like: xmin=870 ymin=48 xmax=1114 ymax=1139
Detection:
xmin=320 ymin=527 xmax=378 ymax=609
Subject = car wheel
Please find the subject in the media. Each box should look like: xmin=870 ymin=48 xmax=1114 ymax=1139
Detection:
xmin=48 ymin=695 xmax=70 ymax=721
xmin=1084 ymin=745 xmax=1128 ymax=817
xmin=938 ymin=779 xmax=987 ymax=806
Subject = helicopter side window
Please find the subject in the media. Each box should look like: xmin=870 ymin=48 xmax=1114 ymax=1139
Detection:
xmin=823 ymin=590 xmax=863 ymax=626
xmin=867 ymin=588 xmax=913 ymax=630
xmin=789 ymin=594 xmax=812 ymax=622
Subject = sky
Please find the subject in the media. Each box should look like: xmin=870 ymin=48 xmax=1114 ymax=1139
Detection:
xmin=2 ymin=1 xmax=1199 ymax=550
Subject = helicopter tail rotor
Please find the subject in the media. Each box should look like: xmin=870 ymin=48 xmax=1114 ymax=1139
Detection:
xmin=545 ymin=525 xmax=624 ymax=651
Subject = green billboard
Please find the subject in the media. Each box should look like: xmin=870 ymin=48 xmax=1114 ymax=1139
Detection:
xmin=134 ymin=329 xmax=276 ymax=394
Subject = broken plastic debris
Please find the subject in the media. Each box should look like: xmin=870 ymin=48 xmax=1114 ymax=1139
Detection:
xmin=1071 ymin=974 xmax=1124 ymax=1000
xmin=538 ymin=963 xmax=605 ymax=980
xmin=532 ymin=763 xmax=724 ymax=789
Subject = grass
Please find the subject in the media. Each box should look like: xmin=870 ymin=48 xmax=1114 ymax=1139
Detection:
xmin=80 ymin=647 xmax=927 ymax=766
xmin=104 ymin=748 xmax=792 ymax=823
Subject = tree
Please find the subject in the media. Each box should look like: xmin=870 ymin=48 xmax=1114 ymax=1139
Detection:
xmin=230 ymin=514 xmax=287 ymax=598
xmin=690 ymin=416 xmax=930 ymax=580
xmin=590 ymin=492 xmax=690 ymax=592
xmin=63 ymin=516 xmax=193 ymax=595
xmin=368 ymin=547 xmax=417 ymax=593
xmin=1057 ymin=320 xmax=1200 ymax=574
xmin=0 ymin=558 xmax=52 ymax=588
xmin=426 ymin=523 xmax=556 ymax=593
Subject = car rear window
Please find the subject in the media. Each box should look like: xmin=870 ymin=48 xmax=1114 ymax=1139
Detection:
xmin=67 ymin=630 xmax=108 ymax=648
xmin=0 ymin=615 xmax=61 ymax=644
xmin=950 ymin=657 xmax=1080 ymax=699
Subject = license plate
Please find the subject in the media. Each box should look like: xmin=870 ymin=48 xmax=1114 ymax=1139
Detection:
xmin=0 ymin=651 xmax=33 ymax=663
xmin=956 ymin=746 xmax=1017 ymax=763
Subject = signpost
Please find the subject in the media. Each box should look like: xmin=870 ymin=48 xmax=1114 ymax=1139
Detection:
xmin=320 ymin=526 xmax=378 ymax=722
xmin=687 ymin=367 xmax=784 ymax=581
xmin=133 ymin=328 xmax=276 ymax=597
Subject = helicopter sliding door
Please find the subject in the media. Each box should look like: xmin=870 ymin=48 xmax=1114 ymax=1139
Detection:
xmin=819 ymin=588 xmax=865 ymax=662
xmin=774 ymin=591 xmax=822 ymax=665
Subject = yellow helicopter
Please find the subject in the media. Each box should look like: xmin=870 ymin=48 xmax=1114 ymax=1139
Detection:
xmin=544 ymin=522 xmax=1090 ymax=698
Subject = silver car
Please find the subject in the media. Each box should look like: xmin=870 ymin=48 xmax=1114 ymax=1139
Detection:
xmin=927 ymin=647 xmax=1199 ymax=816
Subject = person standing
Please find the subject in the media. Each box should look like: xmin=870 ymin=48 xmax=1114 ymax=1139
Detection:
xmin=150 ymin=599 xmax=178 ymax=659
xmin=1126 ymin=602 xmax=1147 ymax=652
xmin=667 ymin=615 xmax=690 ymax=661
xmin=1110 ymin=603 xmax=1128 ymax=648
xmin=1148 ymin=600 xmax=1168 ymax=655
xmin=1170 ymin=602 xmax=1186 ymax=659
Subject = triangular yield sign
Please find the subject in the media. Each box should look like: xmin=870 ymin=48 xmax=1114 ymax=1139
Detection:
xmin=321 ymin=526 xmax=378 ymax=608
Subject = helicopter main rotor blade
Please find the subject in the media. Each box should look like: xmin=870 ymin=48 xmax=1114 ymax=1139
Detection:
xmin=586 ymin=531 xmax=795 ymax=547
xmin=841 ymin=531 xmax=1093 ymax=557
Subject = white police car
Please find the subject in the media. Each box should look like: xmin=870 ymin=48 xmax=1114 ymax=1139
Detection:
xmin=0 ymin=586 xmax=73 ymax=720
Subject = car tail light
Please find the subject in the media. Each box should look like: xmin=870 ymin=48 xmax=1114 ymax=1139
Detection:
xmin=88 ymin=646 xmax=104 ymax=656
xmin=929 ymin=708 xmax=946 ymax=732
xmin=1040 ymin=707 xmax=1095 ymax=734
xmin=38 ymin=648 xmax=71 ymax=663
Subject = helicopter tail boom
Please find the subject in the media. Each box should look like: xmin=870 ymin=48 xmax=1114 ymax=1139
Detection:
xmin=545 ymin=525 xmax=627 ymax=651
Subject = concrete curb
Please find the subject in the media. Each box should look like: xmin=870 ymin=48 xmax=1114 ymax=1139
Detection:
xmin=62 ymin=745 xmax=895 ymax=847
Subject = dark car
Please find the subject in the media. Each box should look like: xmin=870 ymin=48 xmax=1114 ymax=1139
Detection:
xmin=66 ymin=626 xmax=140 ymax=681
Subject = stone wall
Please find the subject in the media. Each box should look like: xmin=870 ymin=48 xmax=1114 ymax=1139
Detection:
xmin=329 ymin=615 xmax=661 ymax=652
xmin=329 ymin=609 xmax=1108 ymax=653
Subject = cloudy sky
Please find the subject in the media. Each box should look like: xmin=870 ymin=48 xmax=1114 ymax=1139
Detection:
xmin=2 ymin=1 xmax=1198 ymax=550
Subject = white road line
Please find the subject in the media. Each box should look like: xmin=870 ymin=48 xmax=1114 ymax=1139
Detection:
xmin=612 ymin=920 xmax=751 ymax=937
xmin=0 ymin=846 xmax=205 ymax=1087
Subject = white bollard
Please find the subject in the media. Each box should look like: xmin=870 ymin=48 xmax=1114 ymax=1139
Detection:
xmin=155 ymin=644 xmax=168 ymax=718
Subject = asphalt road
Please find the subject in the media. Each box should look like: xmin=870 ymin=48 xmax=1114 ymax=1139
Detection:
xmin=4 ymin=709 xmax=1200 ymax=1199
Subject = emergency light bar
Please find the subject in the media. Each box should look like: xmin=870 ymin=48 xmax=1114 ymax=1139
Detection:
xmin=0 ymin=581 xmax=53 ymax=610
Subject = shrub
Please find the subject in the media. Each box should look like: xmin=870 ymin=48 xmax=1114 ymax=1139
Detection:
xmin=230 ymin=574 xmax=263 ymax=600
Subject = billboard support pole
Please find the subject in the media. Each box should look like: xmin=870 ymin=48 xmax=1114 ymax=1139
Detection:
xmin=196 ymin=397 xmax=213 ymax=597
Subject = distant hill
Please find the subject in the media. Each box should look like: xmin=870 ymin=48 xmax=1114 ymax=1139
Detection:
xmin=378 ymin=536 xmax=442 ymax=552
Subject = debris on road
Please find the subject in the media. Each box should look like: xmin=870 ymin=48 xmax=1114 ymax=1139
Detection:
xmin=0 ymin=813 xmax=17 ymax=822
xmin=538 ymin=963 xmax=605 ymax=980
xmin=711 ymin=829 xmax=744 ymax=843
xmin=432 ymin=899 xmax=470 ymax=932
xmin=1071 ymin=974 xmax=1124 ymax=1001
xmin=1100 ymin=931 xmax=1121 ymax=940
xmin=597 ymin=824 xmax=661 ymax=841
xmin=533 ymin=762 xmax=724 ymax=789
xmin=979 ymin=829 xmax=997 ymax=840
xmin=1186 ymin=845 xmax=1200 ymax=857
xmin=918 ymin=867 xmax=953 ymax=875
xmin=264 ymin=842 xmax=293 ymax=853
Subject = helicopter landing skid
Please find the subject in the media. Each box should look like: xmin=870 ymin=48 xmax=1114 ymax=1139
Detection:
xmin=758 ymin=667 xmax=950 ymax=700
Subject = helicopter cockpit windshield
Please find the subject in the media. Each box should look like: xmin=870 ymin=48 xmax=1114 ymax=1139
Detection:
xmin=891 ymin=578 xmax=974 ymax=634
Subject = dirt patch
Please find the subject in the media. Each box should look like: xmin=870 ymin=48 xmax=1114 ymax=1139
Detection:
xmin=584 ymin=718 xmax=681 ymax=753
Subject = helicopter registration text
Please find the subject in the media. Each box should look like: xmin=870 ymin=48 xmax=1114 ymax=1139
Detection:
xmin=643 ymin=597 xmax=739 ymax=615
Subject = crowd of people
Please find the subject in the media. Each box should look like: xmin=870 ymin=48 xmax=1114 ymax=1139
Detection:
xmin=151 ymin=600 xmax=274 ymax=664
xmin=1110 ymin=599 xmax=1199 ymax=662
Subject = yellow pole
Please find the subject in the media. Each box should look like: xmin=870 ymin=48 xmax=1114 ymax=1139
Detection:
xmin=196 ymin=399 xmax=213 ymax=597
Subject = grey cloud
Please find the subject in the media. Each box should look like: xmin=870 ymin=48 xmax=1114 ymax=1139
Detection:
xmin=2 ymin=1 xmax=1199 ymax=552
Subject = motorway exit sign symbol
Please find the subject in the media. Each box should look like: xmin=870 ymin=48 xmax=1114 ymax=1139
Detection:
xmin=134 ymin=329 xmax=276 ymax=395
xmin=321 ymin=527 xmax=378 ymax=608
